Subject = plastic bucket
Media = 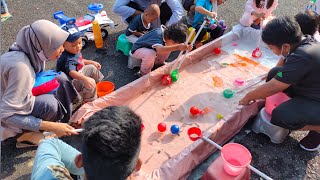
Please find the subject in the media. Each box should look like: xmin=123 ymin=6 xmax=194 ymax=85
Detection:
xmin=221 ymin=143 xmax=252 ymax=176
xmin=96 ymin=81 xmax=115 ymax=97
xmin=265 ymin=92 xmax=290 ymax=115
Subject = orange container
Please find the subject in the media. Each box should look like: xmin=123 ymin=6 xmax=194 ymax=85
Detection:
xmin=92 ymin=20 xmax=103 ymax=48
xmin=96 ymin=81 xmax=115 ymax=97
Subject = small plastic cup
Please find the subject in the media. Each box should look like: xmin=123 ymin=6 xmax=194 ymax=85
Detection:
xmin=96 ymin=81 xmax=115 ymax=97
xmin=221 ymin=143 xmax=252 ymax=176
xmin=234 ymin=78 xmax=245 ymax=86
xmin=223 ymin=89 xmax=234 ymax=98
xmin=187 ymin=127 xmax=202 ymax=141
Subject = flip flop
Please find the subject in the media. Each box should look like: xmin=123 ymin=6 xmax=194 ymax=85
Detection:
xmin=1 ymin=13 xmax=12 ymax=22
xmin=16 ymin=132 xmax=45 ymax=148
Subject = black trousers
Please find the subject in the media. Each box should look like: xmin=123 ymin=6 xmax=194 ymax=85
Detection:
xmin=125 ymin=2 xmax=172 ymax=25
xmin=267 ymin=67 xmax=320 ymax=130
xmin=195 ymin=23 xmax=223 ymax=43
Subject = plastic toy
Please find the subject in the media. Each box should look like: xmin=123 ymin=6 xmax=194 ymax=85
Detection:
xmin=216 ymin=113 xmax=224 ymax=120
xmin=92 ymin=20 xmax=103 ymax=48
xmin=170 ymin=69 xmax=180 ymax=82
xmin=190 ymin=106 xmax=200 ymax=115
xmin=53 ymin=3 xmax=115 ymax=48
xmin=223 ymin=89 xmax=234 ymax=98
xmin=234 ymin=78 xmax=245 ymax=86
xmin=161 ymin=75 xmax=172 ymax=86
xmin=170 ymin=125 xmax=180 ymax=134
xmin=187 ymin=127 xmax=273 ymax=180
xmin=157 ymin=122 xmax=167 ymax=132
xmin=252 ymin=47 xmax=262 ymax=58
xmin=214 ymin=47 xmax=221 ymax=55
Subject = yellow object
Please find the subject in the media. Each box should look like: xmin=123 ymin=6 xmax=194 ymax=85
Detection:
xmin=187 ymin=27 xmax=210 ymax=43
xmin=216 ymin=113 xmax=224 ymax=120
xmin=92 ymin=21 xmax=103 ymax=48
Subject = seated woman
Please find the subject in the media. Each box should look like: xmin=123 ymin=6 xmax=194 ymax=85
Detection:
xmin=0 ymin=20 xmax=80 ymax=141
xmin=239 ymin=16 xmax=320 ymax=151
xmin=112 ymin=0 xmax=183 ymax=28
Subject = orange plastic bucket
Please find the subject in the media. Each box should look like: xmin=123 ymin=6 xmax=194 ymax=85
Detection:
xmin=96 ymin=81 xmax=115 ymax=97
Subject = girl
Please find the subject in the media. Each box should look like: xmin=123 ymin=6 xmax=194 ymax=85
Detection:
xmin=240 ymin=0 xmax=278 ymax=29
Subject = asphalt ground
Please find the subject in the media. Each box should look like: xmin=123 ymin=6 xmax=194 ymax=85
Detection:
xmin=1 ymin=0 xmax=319 ymax=179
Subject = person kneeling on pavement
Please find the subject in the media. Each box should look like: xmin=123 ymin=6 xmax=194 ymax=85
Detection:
xmin=239 ymin=16 xmax=320 ymax=151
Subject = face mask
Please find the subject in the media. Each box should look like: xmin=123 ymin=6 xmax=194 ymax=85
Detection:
xmin=279 ymin=45 xmax=290 ymax=59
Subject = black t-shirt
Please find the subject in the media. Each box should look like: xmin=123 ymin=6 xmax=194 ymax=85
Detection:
xmin=56 ymin=51 xmax=84 ymax=79
xmin=125 ymin=14 xmax=152 ymax=36
xmin=274 ymin=35 xmax=320 ymax=101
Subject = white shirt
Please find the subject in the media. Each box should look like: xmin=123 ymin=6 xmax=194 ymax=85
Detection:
xmin=112 ymin=0 xmax=183 ymax=27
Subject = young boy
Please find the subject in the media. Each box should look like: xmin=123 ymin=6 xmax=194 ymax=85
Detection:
xmin=131 ymin=22 xmax=192 ymax=76
xmin=31 ymin=106 xmax=142 ymax=180
xmin=56 ymin=25 xmax=104 ymax=102
xmin=125 ymin=4 xmax=160 ymax=43
xmin=295 ymin=10 xmax=319 ymax=41
xmin=192 ymin=0 xmax=225 ymax=48
xmin=239 ymin=16 xmax=320 ymax=151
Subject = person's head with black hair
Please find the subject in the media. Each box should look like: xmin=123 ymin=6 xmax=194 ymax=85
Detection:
xmin=163 ymin=22 xmax=188 ymax=46
xmin=73 ymin=106 xmax=142 ymax=180
xmin=295 ymin=10 xmax=318 ymax=36
xmin=262 ymin=16 xmax=303 ymax=57
xmin=255 ymin=0 xmax=275 ymax=9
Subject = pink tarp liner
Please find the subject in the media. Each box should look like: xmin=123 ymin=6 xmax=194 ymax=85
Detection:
xmin=70 ymin=32 xmax=270 ymax=179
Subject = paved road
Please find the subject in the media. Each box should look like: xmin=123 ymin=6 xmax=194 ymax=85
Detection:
xmin=1 ymin=0 xmax=319 ymax=179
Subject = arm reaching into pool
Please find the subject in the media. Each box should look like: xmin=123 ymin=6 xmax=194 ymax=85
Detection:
xmin=239 ymin=78 xmax=290 ymax=105
xmin=155 ymin=43 xmax=193 ymax=54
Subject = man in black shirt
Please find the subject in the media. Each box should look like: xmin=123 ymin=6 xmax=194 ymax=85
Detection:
xmin=239 ymin=16 xmax=320 ymax=151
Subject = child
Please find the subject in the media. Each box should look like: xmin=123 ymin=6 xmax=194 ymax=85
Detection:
xmin=56 ymin=25 xmax=104 ymax=102
xmin=295 ymin=10 xmax=319 ymax=41
xmin=192 ymin=0 xmax=225 ymax=48
xmin=182 ymin=0 xmax=196 ymax=25
xmin=32 ymin=106 xmax=142 ymax=179
xmin=131 ymin=22 xmax=192 ymax=76
xmin=125 ymin=4 xmax=160 ymax=43
xmin=240 ymin=0 xmax=278 ymax=29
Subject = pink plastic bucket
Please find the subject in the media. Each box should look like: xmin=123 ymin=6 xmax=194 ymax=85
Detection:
xmin=265 ymin=92 xmax=290 ymax=115
xmin=221 ymin=143 xmax=252 ymax=176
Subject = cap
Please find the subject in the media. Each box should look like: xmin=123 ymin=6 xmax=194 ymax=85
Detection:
xmin=62 ymin=24 xmax=81 ymax=42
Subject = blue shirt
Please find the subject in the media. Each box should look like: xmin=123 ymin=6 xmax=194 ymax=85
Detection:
xmin=192 ymin=0 xmax=212 ymax=28
xmin=125 ymin=14 xmax=152 ymax=36
xmin=131 ymin=26 xmax=165 ymax=53
xmin=56 ymin=51 xmax=84 ymax=79
xmin=31 ymin=138 xmax=84 ymax=180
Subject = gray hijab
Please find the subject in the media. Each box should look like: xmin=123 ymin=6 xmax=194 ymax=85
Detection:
xmin=10 ymin=19 xmax=69 ymax=73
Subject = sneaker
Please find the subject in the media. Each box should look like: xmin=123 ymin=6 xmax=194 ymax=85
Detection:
xmin=299 ymin=131 xmax=320 ymax=151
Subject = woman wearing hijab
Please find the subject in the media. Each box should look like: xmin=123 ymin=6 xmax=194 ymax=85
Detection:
xmin=0 ymin=20 xmax=80 ymax=141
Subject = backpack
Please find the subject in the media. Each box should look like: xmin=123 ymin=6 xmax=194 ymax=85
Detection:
xmin=182 ymin=0 xmax=195 ymax=11
xmin=32 ymin=70 xmax=61 ymax=96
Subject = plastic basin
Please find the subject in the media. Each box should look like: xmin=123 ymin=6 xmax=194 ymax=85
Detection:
xmin=96 ymin=81 xmax=115 ymax=97
xmin=221 ymin=143 xmax=252 ymax=176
